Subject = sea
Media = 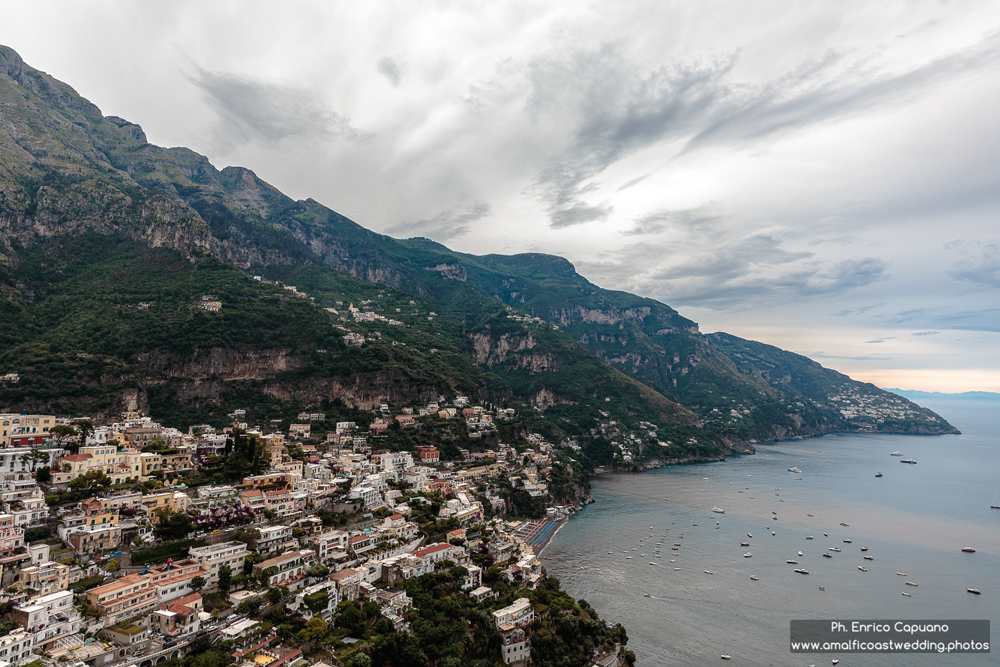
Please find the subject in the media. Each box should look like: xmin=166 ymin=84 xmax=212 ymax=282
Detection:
xmin=541 ymin=396 xmax=999 ymax=666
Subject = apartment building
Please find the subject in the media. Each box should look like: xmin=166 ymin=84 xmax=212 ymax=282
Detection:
xmin=19 ymin=561 xmax=71 ymax=596
xmin=492 ymin=598 xmax=534 ymax=630
xmin=145 ymin=558 xmax=207 ymax=603
xmin=253 ymin=550 xmax=315 ymax=589
xmin=87 ymin=574 xmax=159 ymax=625
xmin=188 ymin=542 xmax=247 ymax=584
xmin=310 ymin=529 xmax=349 ymax=561
xmin=0 ymin=631 xmax=33 ymax=666
xmin=256 ymin=525 xmax=294 ymax=556
xmin=0 ymin=414 xmax=55 ymax=446
xmin=0 ymin=514 xmax=24 ymax=555
xmin=149 ymin=593 xmax=203 ymax=637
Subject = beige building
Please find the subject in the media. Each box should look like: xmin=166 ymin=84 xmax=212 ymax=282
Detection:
xmin=87 ymin=574 xmax=159 ymax=625
xmin=188 ymin=541 xmax=247 ymax=584
xmin=19 ymin=561 xmax=71 ymax=596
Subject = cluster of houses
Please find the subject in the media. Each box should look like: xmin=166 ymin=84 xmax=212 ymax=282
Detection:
xmin=0 ymin=399 xmax=592 ymax=667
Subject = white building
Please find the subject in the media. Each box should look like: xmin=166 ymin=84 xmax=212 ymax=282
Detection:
xmin=492 ymin=598 xmax=534 ymax=630
xmin=188 ymin=541 xmax=247 ymax=584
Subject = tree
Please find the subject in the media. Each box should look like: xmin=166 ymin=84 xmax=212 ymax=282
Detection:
xmin=217 ymin=564 xmax=232 ymax=593
xmin=20 ymin=448 xmax=50 ymax=472
xmin=48 ymin=424 xmax=77 ymax=448
xmin=307 ymin=564 xmax=329 ymax=579
xmin=190 ymin=576 xmax=206 ymax=593
xmin=299 ymin=617 xmax=328 ymax=643
xmin=105 ymin=559 xmax=120 ymax=572
xmin=76 ymin=421 xmax=94 ymax=449
xmin=267 ymin=587 xmax=282 ymax=605
xmin=68 ymin=470 xmax=112 ymax=492
xmin=235 ymin=596 xmax=263 ymax=616
xmin=35 ymin=466 xmax=51 ymax=483
xmin=304 ymin=590 xmax=329 ymax=614
xmin=153 ymin=510 xmax=192 ymax=540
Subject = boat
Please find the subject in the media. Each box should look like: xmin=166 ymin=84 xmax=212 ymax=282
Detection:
xmin=906 ymin=581 xmax=918 ymax=586
xmin=900 ymin=458 xmax=917 ymax=464
xmin=798 ymin=551 xmax=803 ymax=556
xmin=824 ymin=532 xmax=828 ymax=536
xmin=858 ymin=566 xmax=867 ymax=572
xmin=748 ymin=533 xmax=752 ymax=538
xmin=961 ymin=547 xmax=976 ymax=553
xmin=891 ymin=451 xmax=903 ymax=456
xmin=771 ymin=531 xmax=776 ymax=535
xmin=819 ymin=586 xmax=825 ymax=591
xmin=787 ymin=559 xmax=798 ymax=564
xmin=750 ymin=575 xmax=759 ymax=580
xmin=822 ymin=553 xmax=832 ymax=558
xmin=967 ymin=588 xmax=981 ymax=595
xmin=744 ymin=552 xmax=753 ymax=558
xmin=807 ymin=513 xmax=813 ymax=517
xmin=721 ymin=656 xmax=731 ymax=661
xmin=902 ymin=592 xmax=911 ymax=597
xmin=897 ymin=572 xmax=906 ymax=576
xmin=806 ymin=536 xmax=814 ymax=539
xmin=674 ymin=567 xmax=680 ymax=570
xmin=861 ymin=546 xmax=868 ymax=551
xmin=833 ymin=660 xmax=840 ymax=665
xmin=643 ymin=593 xmax=650 ymax=597
xmin=704 ymin=570 xmax=713 ymax=574
xmin=741 ymin=542 xmax=750 ymax=546
xmin=864 ymin=555 xmax=874 ymax=561
xmin=843 ymin=539 xmax=852 ymax=543
xmin=794 ymin=568 xmax=809 ymax=574
xmin=671 ymin=547 xmax=678 ymax=551
xmin=649 ymin=562 xmax=657 ymax=565
xmin=788 ymin=467 xmax=802 ymax=473
xmin=712 ymin=507 xmax=725 ymax=513
xmin=829 ymin=547 xmax=841 ymax=552
xmin=626 ymin=556 xmax=632 ymax=559
xmin=875 ymin=472 xmax=883 ymax=477
xmin=840 ymin=523 xmax=849 ymax=527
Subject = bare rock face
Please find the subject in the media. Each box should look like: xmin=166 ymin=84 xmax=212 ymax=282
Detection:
xmin=424 ymin=263 xmax=467 ymax=281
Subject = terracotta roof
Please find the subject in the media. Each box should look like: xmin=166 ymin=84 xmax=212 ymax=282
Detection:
xmin=61 ymin=454 xmax=93 ymax=462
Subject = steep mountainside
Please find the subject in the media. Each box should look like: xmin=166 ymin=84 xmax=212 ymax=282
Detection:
xmin=0 ymin=45 xmax=956 ymax=446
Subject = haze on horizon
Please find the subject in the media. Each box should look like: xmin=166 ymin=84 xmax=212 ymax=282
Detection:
xmin=2 ymin=1 xmax=998 ymax=393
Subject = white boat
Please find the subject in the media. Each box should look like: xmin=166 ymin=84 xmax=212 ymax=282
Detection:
xmin=891 ymin=451 xmax=903 ymax=456
xmin=864 ymin=555 xmax=874 ymax=561
xmin=788 ymin=467 xmax=802 ymax=473
xmin=704 ymin=570 xmax=713 ymax=574
xmin=744 ymin=552 xmax=753 ymax=558
xmin=787 ymin=559 xmax=798 ymax=564
xmin=897 ymin=572 xmax=906 ymax=576
xmin=806 ymin=536 xmax=814 ymax=540
xmin=798 ymin=551 xmax=803 ymax=556
xmin=747 ymin=533 xmax=752 ymax=538
xmin=750 ymin=575 xmax=759 ymax=580
xmin=712 ymin=507 xmax=725 ymax=513
xmin=721 ymin=656 xmax=731 ymax=661
xmin=829 ymin=547 xmax=841 ymax=552
xmin=902 ymin=592 xmax=911 ymax=597
xmin=794 ymin=568 xmax=809 ymax=574
xmin=843 ymin=539 xmax=852 ymax=543
xmin=900 ymin=458 xmax=917 ymax=464
xmin=858 ymin=566 xmax=867 ymax=571
xmin=822 ymin=553 xmax=832 ymax=558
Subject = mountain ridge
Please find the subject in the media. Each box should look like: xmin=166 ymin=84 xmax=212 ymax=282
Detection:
xmin=0 ymin=44 xmax=957 ymax=446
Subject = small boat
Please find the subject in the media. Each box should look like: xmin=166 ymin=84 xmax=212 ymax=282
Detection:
xmin=906 ymin=581 xmax=918 ymax=586
xmin=875 ymin=472 xmax=883 ymax=477
xmin=744 ymin=552 xmax=753 ymax=558
xmin=643 ymin=593 xmax=650 ymax=597
xmin=900 ymin=459 xmax=917 ymax=464
xmin=795 ymin=568 xmax=809 ymax=574
xmin=750 ymin=575 xmax=759 ymax=580
xmin=861 ymin=546 xmax=868 ymax=551
xmin=844 ymin=539 xmax=852 ymax=543
xmin=891 ymin=451 xmax=902 ymax=456
xmin=748 ymin=533 xmax=753 ymax=538
xmin=626 ymin=556 xmax=632 ymax=559
xmin=674 ymin=567 xmax=680 ymax=570
xmin=712 ymin=507 xmax=725 ymax=513
xmin=807 ymin=513 xmax=813 ymax=517
xmin=897 ymin=572 xmax=906 ymax=576
xmin=649 ymin=562 xmax=656 ymax=565
xmin=819 ymin=586 xmax=825 ymax=591
xmin=902 ymin=592 xmax=911 ymax=597
xmin=788 ymin=467 xmax=802 ymax=473
xmin=822 ymin=553 xmax=832 ymax=558
xmin=833 ymin=660 xmax=840 ymax=665
xmin=704 ymin=570 xmax=713 ymax=574
xmin=741 ymin=542 xmax=750 ymax=547
xmin=806 ymin=536 xmax=814 ymax=540
xmin=967 ymin=588 xmax=981 ymax=595
xmin=798 ymin=551 xmax=803 ymax=556
xmin=772 ymin=531 xmax=776 ymax=536
xmin=824 ymin=532 xmax=828 ymax=536
xmin=858 ymin=566 xmax=867 ymax=572
xmin=787 ymin=560 xmax=798 ymax=564
xmin=840 ymin=523 xmax=849 ymax=527
xmin=721 ymin=656 xmax=731 ymax=661
xmin=671 ymin=547 xmax=678 ymax=551
xmin=961 ymin=547 xmax=976 ymax=553
xmin=829 ymin=547 xmax=841 ymax=552
xmin=864 ymin=555 xmax=874 ymax=561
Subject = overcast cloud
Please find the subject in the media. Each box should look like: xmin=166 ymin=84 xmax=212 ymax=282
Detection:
xmin=2 ymin=0 xmax=999 ymax=391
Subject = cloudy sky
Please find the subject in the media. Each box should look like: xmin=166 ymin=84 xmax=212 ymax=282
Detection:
xmin=3 ymin=1 xmax=999 ymax=392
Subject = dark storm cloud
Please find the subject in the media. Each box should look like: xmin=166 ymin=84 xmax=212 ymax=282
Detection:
xmin=190 ymin=66 xmax=369 ymax=149
xmin=385 ymin=201 xmax=491 ymax=241
xmin=378 ymin=56 xmax=403 ymax=87
xmin=527 ymin=31 xmax=1000 ymax=228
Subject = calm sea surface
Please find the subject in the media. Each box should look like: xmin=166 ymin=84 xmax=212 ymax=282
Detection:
xmin=542 ymin=398 xmax=999 ymax=666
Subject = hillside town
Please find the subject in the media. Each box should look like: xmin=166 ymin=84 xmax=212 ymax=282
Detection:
xmin=0 ymin=403 xmax=629 ymax=667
